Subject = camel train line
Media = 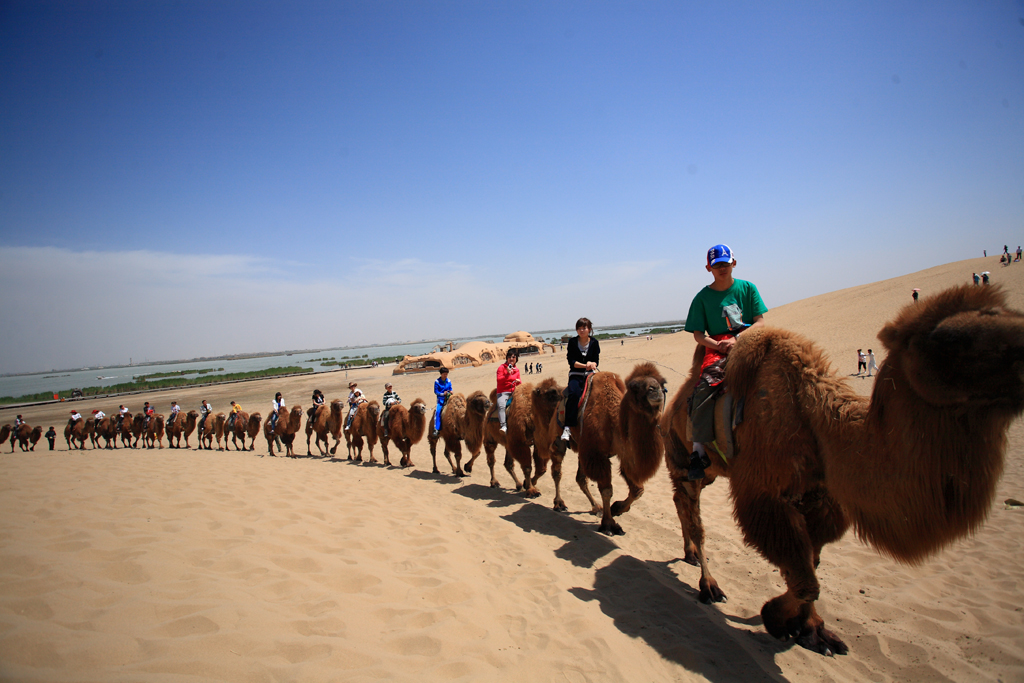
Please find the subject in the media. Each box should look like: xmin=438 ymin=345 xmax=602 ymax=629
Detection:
xmin=2 ymin=284 xmax=1022 ymax=656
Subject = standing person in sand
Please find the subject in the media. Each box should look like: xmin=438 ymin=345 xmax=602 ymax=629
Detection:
xmin=433 ymin=368 xmax=452 ymax=433
xmin=561 ymin=317 xmax=600 ymax=442
xmin=857 ymin=349 xmax=867 ymax=375
xmin=496 ymin=349 xmax=521 ymax=433
xmin=866 ymin=349 xmax=879 ymax=377
xmin=682 ymin=243 xmax=767 ymax=480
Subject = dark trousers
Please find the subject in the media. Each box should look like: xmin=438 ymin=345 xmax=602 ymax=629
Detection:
xmin=564 ymin=375 xmax=586 ymax=427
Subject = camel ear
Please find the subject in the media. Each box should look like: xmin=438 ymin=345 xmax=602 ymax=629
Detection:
xmin=877 ymin=321 xmax=901 ymax=352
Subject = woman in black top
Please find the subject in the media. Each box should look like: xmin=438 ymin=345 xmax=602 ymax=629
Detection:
xmin=562 ymin=317 xmax=600 ymax=441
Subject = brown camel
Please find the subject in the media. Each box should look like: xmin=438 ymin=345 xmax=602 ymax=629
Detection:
xmin=562 ymin=363 xmax=667 ymax=536
xmin=428 ymin=391 xmax=491 ymax=476
xmin=306 ymin=400 xmax=343 ymax=457
xmin=0 ymin=425 xmax=10 ymax=447
xmin=263 ymin=405 xmax=303 ymax=457
xmin=65 ymin=417 xmax=96 ymax=450
xmin=199 ymin=413 xmax=226 ymax=450
xmin=12 ymin=424 xmax=42 ymax=452
xmin=377 ymin=398 xmax=428 ymax=467
xmin=130 ymin=413 xmax=147 ymax=448
xmin=664 ymin=284 xmax=1024 ymax=656
xmin=90 ymin=417 xmax=118 ymax=449
xmin=225 ymin=410 xmax=261 ymax=451
xmin=345 ymin=400 xmax=381 ymax=463
xmin=475 ymin=380 xmax=567 ymax=505
xmin=166 ymin=410 xmax=198 ymax=449
xmin=142 ymin=414 xmax=165 ymax=449
xmin=117 ymin=412 xmax=134 ymax=448
xmin=476 ymin=384 xmax=543 ymax=493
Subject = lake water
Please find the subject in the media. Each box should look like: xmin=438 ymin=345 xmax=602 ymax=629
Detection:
xmin=0 ymin=323 xmax=682 ymax=400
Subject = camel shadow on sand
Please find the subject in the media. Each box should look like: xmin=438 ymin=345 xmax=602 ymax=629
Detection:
xmin=451 ymin=490 xmax=790 ymax=680
xmin=450 ymin=481 xmax=539 ymax=509
xmin=570 ymin=555 xmax=788 ymax=682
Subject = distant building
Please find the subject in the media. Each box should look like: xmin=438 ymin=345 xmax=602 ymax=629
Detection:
xmin=392 ymin=331 xmax=556 ymax=375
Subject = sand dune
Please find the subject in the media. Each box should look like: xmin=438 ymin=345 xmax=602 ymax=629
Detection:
xmin=1 ymin=256 xmax=1022 ymax=682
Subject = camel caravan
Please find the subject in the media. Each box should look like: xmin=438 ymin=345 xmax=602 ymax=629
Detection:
xmin=2 ymin=284 xmax=1022 ymax=656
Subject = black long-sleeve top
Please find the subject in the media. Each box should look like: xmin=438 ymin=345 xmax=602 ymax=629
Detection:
xmin=566 ymin=336 xmax=600 ymax=379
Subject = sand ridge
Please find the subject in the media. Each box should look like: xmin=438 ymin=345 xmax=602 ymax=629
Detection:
xmin=1 ymin=257 xmax=1022 ymax=682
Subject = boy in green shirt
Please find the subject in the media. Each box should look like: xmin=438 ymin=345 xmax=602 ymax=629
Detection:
xmin=683 ymin=244 xmax=767 ymax=480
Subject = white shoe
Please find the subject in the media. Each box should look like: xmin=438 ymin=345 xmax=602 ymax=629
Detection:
xmin=561 ymin=426 xmax=571 ymax=441
xmin=499 ymin=425 xmax=507 ymax=433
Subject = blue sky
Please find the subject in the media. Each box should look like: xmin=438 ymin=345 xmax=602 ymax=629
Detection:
xmin=1 ymin=1 xmax=1022 ymax=373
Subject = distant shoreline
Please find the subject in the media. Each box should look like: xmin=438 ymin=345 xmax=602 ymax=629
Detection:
xmin=0 ymin=319 xmax=686 ymax=378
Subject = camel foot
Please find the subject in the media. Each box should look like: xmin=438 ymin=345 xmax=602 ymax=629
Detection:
xmin=489 ymin=480 xmax=501 ymax=489
xmin=455 ymin=469 xmax=467 ymax=477
xmin=553 ymin=500 xmax=568 ymax=513
xmin=698 ymin=578 xmax=727 ymax=604
xmin=610 ymin=500 xmax=631 ymax=517
xmin=432 ymin=467 xmax=440 ymax=474
xmin=514 ymin=482 xmax=523 ymax=491
xmin=464 ymin=461 xmax=474 ymax=473
xmin=523 ymin=487 xmax=541 ymax=499
xmin=761 ymin=595 xmax=848 ymax=656
xmin=681 ymin=549 xmax=700 ymax=567
xmin=598 ymin=518 xmax=625 ymax=536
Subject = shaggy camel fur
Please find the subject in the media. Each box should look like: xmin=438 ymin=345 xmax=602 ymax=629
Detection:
xmin=199 ymin=413 xmax=226 ymax=451
xmin=0 ymin=425 xmax=10 ymax=448
xmin=345 ymin=400 xmax=381 ymax=463
xmin=225 ymin=411 xmax=261 ymax=451
xmin=12 ymin=424 xmax=42 ymax=452
xmin=90 ymin=417 xmax=118 ymax=449
xmin=166 ymin=410 xmax=198 ymax=449
xmin=130 ymin=414 xmax=146 ymax=448
xmin=476 ymin=383 xmax=563 ymax=500
xmin=663 ymin=285 xmax=1024 ymax=656
xmin=564 ymin=363 xmax=667 ymax=536
xmin=118 ymin=412 xmax=134 ymax=449
xmin=376 ymin=399 xmax=428 ymax=467
xmin=65 ymin=417 xmax=95 ymax=450
xmin=306 ymin=400 xmax=343 ymax=457
xmin=142 ymin=414 xmax=165 ymax=449
xmin=264 ymin=405 xmax=303 ymax=457
xmin=428 ymin=391 xmax=491 ymax=476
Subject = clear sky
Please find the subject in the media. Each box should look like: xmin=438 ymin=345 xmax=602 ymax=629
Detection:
xmin=1 ymin=1 xmax=1022 ymax=373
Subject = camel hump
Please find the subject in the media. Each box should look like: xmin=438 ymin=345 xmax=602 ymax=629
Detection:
xmin=727 ymin=327 xmax=815 ymax=396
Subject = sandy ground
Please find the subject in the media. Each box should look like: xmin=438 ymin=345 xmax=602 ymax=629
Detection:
xmin=1 ymin=256 xmax=1022 ymax=682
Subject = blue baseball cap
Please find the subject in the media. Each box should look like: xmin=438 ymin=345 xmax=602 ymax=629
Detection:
xmin=707 ymin=244 xmax=734 ymax=266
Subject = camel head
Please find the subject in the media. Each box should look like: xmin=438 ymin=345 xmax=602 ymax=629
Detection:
xmin=878 ymin=285 xmax=1024 ymax=410
xmin=288 ymin=405 xmax=304 ymax=429
xmin=466 ymin=391 xmax=492 ymax=418
xmin=367 ymin=401 xmax=381 ymax=422
xmin=331 ymin=399 xmax=344 ymax=416
xmin=624 ymin=363 xmax=668 ymax=417
xmin=532 ymin=378 xmax=563 ymax=412
xmin=410 ymin=398 xmax=427 ymax=415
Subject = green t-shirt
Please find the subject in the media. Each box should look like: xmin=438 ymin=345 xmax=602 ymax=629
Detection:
xmin=684 ymin=279 xmax=768 ymax=337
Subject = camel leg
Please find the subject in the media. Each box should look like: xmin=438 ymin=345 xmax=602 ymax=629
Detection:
xmin=574 ymin=459 xmax=602 ymax=516
xmin=550 ymin=451 xmax=567 ymax=512
xmin=598 ymin=486 xmax=623 ymax=536
xmin=429 ymin=437 xmax=441 ymax=474
xmin=367 ymin=442 xmax=377 ymax=464
xmin=530 ymin=447 xmax=548 ymax=487
xmin=671 ymin=476 xmax=727 ymax=604
xmin=609 ymin=473 xmax=644 ymax=518
xmin=445 ymin=439 xmax=465 ymax=476
xmin=736 ymin=492 xmax=847 ymax=655
xmin=485 ymin=442 xmax=503 ymax=488
xmin=501 ymin=451 xmax=521 ymax=491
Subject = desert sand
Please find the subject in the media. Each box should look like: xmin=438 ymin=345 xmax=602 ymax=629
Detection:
xmin=1 ymin=256 xmax=1021 ymax=682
